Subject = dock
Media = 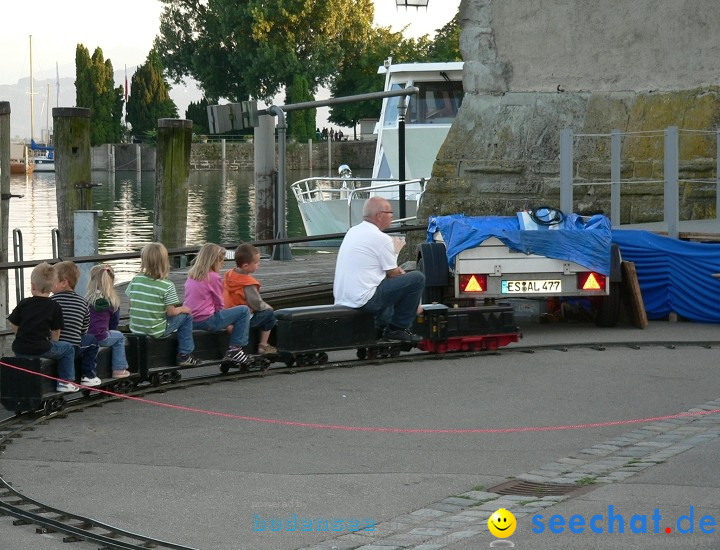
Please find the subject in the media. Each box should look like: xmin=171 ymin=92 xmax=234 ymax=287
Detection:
xmin=116 ymin=251 xmax=339 ymax=312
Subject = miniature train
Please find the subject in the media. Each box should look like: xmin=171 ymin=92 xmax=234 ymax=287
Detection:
xmin=1 ymin=303 xmax=519 ymax=415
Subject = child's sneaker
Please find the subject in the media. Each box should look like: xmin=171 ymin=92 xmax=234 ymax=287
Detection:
xmin=112 ymin=369 xmax=130 ymax=379
xmin=80 ymin=376 xmax=102 ymax=387
xmin=177 ymin=354 xmax=201 ymax=367
xmin=224 ymin=346 xmax=252 ymax=367
xmin=56 ymin=382 xmax=80 ymax=393
xmin=258 ymin=343 xmax=277 ymax=355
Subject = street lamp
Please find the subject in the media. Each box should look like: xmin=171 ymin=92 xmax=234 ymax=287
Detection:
xmin=395 ymin=0 xmax=430 ymax=7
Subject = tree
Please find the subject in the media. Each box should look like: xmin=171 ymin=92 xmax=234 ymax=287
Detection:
xmin=186 ymin=97 xmax=210 ymax=135
xmin=126 ymin=48 xmax=179 ymax=138
xmin=156 ymin=0 xmax=374 ymax=103
xmin=287 ymin=75 xmax=316 ymax=142
xmin=327 ymin=27 xmax=433 ymax=137
xmin=426 ymin=14 xmax=461 ymax=62
xmin=75 ymin=45 xmax=124 ymax=145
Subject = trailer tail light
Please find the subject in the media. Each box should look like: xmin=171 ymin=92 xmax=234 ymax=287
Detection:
xmin=577 ymin=272 xmax=606 ymax=291
xmin=459 ymin=274 xmax=487 ymax=293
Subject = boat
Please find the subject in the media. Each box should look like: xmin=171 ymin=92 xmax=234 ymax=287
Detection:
xmin=30 ymin=139 xmax=55 ymax=172
xmin=291 ymin=59 xmax=464 ymax=238
xmin=10 ymin=143 xmax=35 ymax=174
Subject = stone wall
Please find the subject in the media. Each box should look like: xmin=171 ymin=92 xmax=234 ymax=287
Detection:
xmin=417 ymin=0 xmax=720 ymax=238
xmin=189 ymin=140 xmax=375 ymax=171
xmin=91 ymin=141 xmax=376 ymax=172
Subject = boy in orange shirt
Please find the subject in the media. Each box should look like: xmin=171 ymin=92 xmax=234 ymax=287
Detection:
xmin=223 ymin=244 xmax=277 ymax=354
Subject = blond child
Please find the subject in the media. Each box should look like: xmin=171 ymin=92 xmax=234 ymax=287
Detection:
xmin=8 ymin=263 xmax=78 ymax=392
xmin=223 ymin=243 xmax=277 ymax=354
xmin=126 ymin=242 xmax=199 ymax=366
xmin=86 ymin=264 xmax=131 ymax=378
xmin=185 ymin=243 xmax=252 ymax=367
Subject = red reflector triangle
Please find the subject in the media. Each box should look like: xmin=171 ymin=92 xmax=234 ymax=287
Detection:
xmin=583 ymin=273 xmax=602 ymax=290
xmin=465 ymin=275 xmax=484 ymax=292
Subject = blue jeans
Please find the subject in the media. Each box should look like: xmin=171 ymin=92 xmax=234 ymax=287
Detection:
xmin=250 ymin=309 xmax=277 ymax=331
xmin=39 ymin=340 xmax=76 ymax=382
xmin=360 ymin=271 xmax=425 ymax=330
xmin=163 ymin=313 xmax=194 ymax=356
xmin=98 ymin=330 xmax=128 ymax=371
xmin=193 ymin=305 xmax=251 ymax=347
xmin=74 ymin=333 xmax=99 ymax=378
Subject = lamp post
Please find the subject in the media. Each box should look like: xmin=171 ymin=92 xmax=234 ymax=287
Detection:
xmin=398 ymin=95 xmax=407 ymax=220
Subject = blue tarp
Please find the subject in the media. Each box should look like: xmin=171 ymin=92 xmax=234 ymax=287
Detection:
xmin=427 ymin=213 xmax=613 ymax=275
xmin=611 ymin=229 xmax=720 ymax=323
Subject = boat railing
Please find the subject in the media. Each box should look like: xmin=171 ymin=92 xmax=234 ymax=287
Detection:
xmin=345 ymin=179 xmax=426 ymax=228
xmin=290 ymin=176 xmax=426 ymax=229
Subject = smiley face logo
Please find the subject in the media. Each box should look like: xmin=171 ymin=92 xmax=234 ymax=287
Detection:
xmin=488 ymin=508 xmax=516 ymax=538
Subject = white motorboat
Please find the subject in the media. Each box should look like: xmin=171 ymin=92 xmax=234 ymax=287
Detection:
xmin=291 ymin=59 xmax=464 ymax=238
xmin=31 ymin=140 xmax=54 ymax=172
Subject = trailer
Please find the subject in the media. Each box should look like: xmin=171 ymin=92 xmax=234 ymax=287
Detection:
xmin=418 ymin=211 xmax=623 ymax=327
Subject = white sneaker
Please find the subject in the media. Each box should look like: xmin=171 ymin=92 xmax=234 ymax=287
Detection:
xmin=80 ymin=376 xmax=102 ymax=387
xmin=56 ymin=382 xmax=80 ymax=393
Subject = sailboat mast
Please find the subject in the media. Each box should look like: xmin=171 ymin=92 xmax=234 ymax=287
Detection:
xmin=29 ymin=34 xmax=34 ymax=142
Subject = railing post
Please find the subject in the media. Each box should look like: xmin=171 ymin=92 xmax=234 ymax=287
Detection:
xmin=664 ymin=126 xmax=679 ymax=239
xmin=560 ymin=128 xmax=573 ymax=215
xmin=610 ymin=129 xmax=621 ymax=226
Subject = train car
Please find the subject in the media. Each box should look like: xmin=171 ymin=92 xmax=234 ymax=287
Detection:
xmin=1 ymin=347 xmax=139 ymax=415
xmin=0 ymin=302 xmax=520 ymax=414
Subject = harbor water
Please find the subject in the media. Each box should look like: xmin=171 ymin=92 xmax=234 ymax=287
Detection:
xmin=5 ymin=168 xmax=334 ymax=308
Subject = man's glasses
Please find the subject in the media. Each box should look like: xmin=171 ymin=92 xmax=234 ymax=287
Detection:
xmin=381 ymin=211 xmax=393 ymax=214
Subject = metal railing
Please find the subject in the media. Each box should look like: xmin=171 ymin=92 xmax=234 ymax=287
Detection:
xmin=560 ymin=127 xmax=720 ymax=238
xmin=290 ymin=176 xmax=426 ymax=228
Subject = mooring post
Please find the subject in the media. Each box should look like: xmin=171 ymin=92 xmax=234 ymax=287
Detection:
xmin=53 ymin=107 xmax=92 ymax=258
xmin=254 ymin=114 xmax=276 ymax=256
xmin=154 ymin=119 xmax=193 ymax=249
xmin=664 ymin=126 xmax=679 ymax=239
xmin=0 ymin=101 xmax=10 ymax=329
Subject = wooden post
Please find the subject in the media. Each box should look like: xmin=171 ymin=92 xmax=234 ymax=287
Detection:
xmin=254 ymin=114 xmax=275 ymax=255
xmin=53 ymin=107 xmax=92 ymax=258
xmin=0 ymin=101 xmax=10 ymax=329
xmin=154 ymin=118 xmax=192 ymax=248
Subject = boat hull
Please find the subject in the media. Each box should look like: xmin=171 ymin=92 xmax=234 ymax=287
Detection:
xmin=298 ymin=198 xmax=418 ymax=237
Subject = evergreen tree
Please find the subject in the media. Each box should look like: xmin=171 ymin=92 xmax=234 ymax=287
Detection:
xmin=126 ymin=48 xmax=179 ymax=139
xmin=287 ymin=75 xmax=316 ymax=142
xmin=186 ymin=97 xmax=210 ymax=135
xmin=75 ymin=45 xmax=124 ymax=145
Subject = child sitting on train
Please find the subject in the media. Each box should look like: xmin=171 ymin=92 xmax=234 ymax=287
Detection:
xmin=126 ymin=242 xmax=200 ymax=367
xmin=184 ymin=243 xmax=253 ymax=367
xmin=51 ymin=261 xmax=100 ymax=387
xmin=223 ymin=243 xmax=277 ymax=354
xmin=85 ymin=264 xmax=131 ymax=378
xmin=8 ymin=263 xmax=78 ymax=393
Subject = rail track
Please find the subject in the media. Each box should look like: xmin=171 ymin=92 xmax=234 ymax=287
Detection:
xmin=0 ymin=338 xmax=717 ymax=548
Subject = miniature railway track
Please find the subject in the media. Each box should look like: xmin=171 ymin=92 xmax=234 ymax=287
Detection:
xmin=1 ymin=338 xmax=717 ymax=548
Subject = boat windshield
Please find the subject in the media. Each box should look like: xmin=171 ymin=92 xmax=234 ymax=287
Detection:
xmin=383 ymin=81 xmax=463 ymax=126
xmin=409 ymin=81 xmax=463 ymax=124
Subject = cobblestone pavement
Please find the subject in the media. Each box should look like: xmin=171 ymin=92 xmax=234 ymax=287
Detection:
xmin=297 ymin=396 xmax=720 ymax=550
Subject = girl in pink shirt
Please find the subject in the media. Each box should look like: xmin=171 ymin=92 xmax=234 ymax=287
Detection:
xmin=185 ymin=243 xmax=252 ymax=368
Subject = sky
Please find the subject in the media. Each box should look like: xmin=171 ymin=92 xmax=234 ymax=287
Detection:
xmin=0 ymin=0 xmax=460 ymax=137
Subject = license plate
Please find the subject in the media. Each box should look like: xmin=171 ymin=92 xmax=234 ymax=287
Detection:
xmin=501 ymin=279 xmax=562 ymax=294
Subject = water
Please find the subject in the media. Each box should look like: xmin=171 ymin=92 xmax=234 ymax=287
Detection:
xmin=5 ymin=168 xmax=326 ymax=307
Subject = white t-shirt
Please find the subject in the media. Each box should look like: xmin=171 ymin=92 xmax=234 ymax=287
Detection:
xmin=333 ymin=220 xmax=398 ymax=307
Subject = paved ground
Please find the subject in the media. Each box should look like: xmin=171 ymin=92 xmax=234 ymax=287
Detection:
xmin=1 ymin=319 xmax=720 ymax=549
